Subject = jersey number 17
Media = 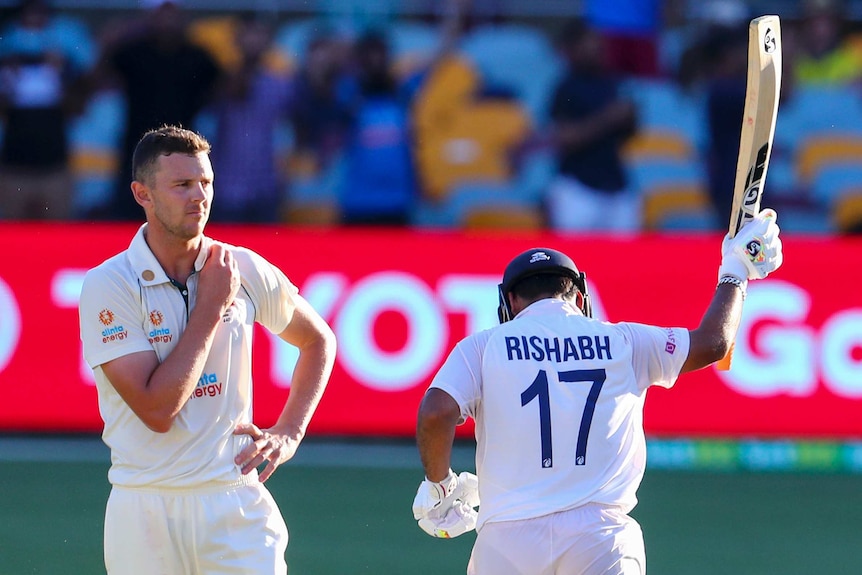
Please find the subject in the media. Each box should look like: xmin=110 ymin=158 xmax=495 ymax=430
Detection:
xmin=520 ymin=368 xmax=607 ymax=468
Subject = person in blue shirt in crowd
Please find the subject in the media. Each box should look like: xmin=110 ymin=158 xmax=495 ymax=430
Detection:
xmin=339 ymin=30 xmax=418 ymax=226
xmin=0 ymin=0 xmax=95 ymax=220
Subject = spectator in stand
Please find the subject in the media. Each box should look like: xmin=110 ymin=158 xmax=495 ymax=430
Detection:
xmin=544 ymin=18 xmax=639 ymax=232
xmin=287 ymin=30 xmax=353 ymax=174
xmin=703 ymin=25 xmax=749 ymax=226
xmin=0 ymin=0 xmax=95 ymax=220
xmin=794 ymin=0 xmax=862 ymax=86
xmin=583 ymin=0 xmax=661 ymax=77
xmin=338 ymin=30 xmax=418 ymax=226
xmin=93 ymin=0 xmax=221 ymax=220
xmin=207 ymin=14 xmax=291 ymax=224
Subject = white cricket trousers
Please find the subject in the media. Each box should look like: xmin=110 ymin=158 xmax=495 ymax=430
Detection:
xmin=545 ymin=175 xmax=642 ymax=232
xmin=468 ymin=503 xmax=645 ymax=575
xmin=104 ymin=476 xmax=288 ymax=575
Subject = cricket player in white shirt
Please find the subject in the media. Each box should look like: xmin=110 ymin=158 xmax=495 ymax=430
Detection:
xmin=78 ymin=125 xmax=336 ymax=574
xmin=412 ymin=211 xmax=783 ymax=574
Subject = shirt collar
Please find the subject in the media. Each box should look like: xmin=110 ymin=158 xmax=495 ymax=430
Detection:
xmin=516 ymin=297 xmax=583 ymax=319
xmin=127 ymin=223 xmax=213 ymax=286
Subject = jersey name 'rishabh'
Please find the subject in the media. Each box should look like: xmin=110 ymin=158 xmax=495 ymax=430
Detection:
xmin=504 ymin=335 xmax=612 ymax=363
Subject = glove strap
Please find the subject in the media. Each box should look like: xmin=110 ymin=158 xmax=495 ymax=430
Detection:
xmin=429 ymin=469 xmax=458 ymax=499
xmin=718 ymin=275 xmax=747 ymax=299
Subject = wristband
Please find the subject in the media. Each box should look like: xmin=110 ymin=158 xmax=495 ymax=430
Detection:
xmin=718 ymin=275 xmax=747 ymax=299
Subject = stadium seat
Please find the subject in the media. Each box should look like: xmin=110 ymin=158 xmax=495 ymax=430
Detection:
xmin=796 ymin=135 xmax=862 ymax=185
xmin=283 ymin=153 xmax=344 ymax=226
xmin=807 ymin=163 xmax=862 ymax=232
xmin=446 ymin=182 xmax=544 ymax=230
xmin=780 ymin=85 xmax=862 ymax=139
xmin=625 ymin=152 xmax=714 ymax=231
xmin=641 ymin=182 xmax=715 ymax=231
xmin=462 ymin=205 xmax=545 ymax=229
xmin=460 ymin=23 xmax=564 ymax=126
xmin=623 ymin=78 xmax=707 ymax=153
xmin=188 ymin=16 xmax=240 ymax=71
xmin=68 ymin=89 xmax=125 ymax=215
xmin=389 ymin=21 xmax=439 ymax=79
xmin=273 ymin=18 xmax=355 ymax=75
xmin=411 ymin=55 xmax=531 ymax=202
xmin=623 ymin=130 xmax=695 ymax=162
xmin=831 ymin=191 xmax=862 ymax=232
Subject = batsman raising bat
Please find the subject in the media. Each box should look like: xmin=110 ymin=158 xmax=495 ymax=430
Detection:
xmin=413 ymin=215 xmax=782 ymax=573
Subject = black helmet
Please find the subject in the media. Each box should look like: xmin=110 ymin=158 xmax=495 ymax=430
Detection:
xmin=497 ymin=247 xmax=591 ymax=322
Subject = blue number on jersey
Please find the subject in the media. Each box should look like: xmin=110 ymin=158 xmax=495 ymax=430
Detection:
xmin=521 ymin=369 xmax=607 ymax=468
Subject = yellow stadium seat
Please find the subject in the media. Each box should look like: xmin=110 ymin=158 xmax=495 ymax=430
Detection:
xmin=188 ymin=16 xmax=240 ymax=71
xmin=411 ymin=55 xmax=531 ymax=201
xmin=831 ymin=190 xmax=862 ymax=232
xmin=462 ymin=206 xmax=544 ymax=230
xmin=796 ymin=135 xmax=862 ymax=184
xmin=642 ymin=183 xmax=713 ymax=230
xmin=623 ymin=130 xmax=695 ymax=162
xmin=70 ymin=149 xmax=118 ymax=177
xmin=282 ymin=201 xmax=340 ymax=226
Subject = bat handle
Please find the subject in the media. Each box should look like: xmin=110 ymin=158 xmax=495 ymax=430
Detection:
xmin=716 ymin=342 xmax=735 ymax=371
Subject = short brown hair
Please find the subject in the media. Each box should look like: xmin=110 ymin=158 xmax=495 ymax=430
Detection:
xmin=511 ymin=273 xmax=578 ymax=302
xmin=132 ymin=125 xmax=211 ymax=185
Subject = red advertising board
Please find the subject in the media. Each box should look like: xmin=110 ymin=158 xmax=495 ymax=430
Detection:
xmin=0 ymin=223 xmax=860 ymax=438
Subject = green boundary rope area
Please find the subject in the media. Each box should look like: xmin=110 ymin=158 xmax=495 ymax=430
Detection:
xmin=648 ymin=438 xmax=862 ymax=473
xmin=3 ymin=435 xmax=862 ymax=473
xmin=3 ymin=436 xmax=862 ymax=575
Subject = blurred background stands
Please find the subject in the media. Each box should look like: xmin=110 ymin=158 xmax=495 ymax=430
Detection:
xmin=2 ymin=0 xmax=862 ymax=232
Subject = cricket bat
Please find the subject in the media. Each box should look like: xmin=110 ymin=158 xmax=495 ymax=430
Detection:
xmin=717 ymin=15 xmax=782 ymax=371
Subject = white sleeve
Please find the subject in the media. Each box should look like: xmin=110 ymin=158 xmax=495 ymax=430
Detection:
xmin=617 ymin=322 xmax=690 ymax=392
xmin=429 ymin=333 xmax=486 ymax=422
xmin=234 ymin=248 xmax=299 ymax=334
xmin=78 ymin=266 xmax=154 ymax=369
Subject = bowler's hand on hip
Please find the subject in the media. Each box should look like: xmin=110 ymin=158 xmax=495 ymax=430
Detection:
xmin=234 ymin=423 xmax=299 ymax=482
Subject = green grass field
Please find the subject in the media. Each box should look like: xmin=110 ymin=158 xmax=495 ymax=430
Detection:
xmin=1 ymin=436 xmax=861 ymax=574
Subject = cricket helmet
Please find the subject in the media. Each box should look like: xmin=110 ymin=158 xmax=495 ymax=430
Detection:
xmin=497 ymin=247 xmax=591 ymax=322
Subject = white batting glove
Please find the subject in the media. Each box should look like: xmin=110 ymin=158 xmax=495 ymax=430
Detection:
xmin=718 ymin=208 xmax=783 ymax=283
xmin=412 ymin=470 xmax=480 ymax=538
xmin=416 ymin=500 xmax=478 ymax=539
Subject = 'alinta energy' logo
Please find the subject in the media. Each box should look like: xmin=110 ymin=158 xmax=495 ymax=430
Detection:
xmin=148 ymin=309 xmax=173 ymax=344
xmin=190 ymin=372 xmax=223 ymax=399
xmin=99 ymin=308 xmax=127 ymax=343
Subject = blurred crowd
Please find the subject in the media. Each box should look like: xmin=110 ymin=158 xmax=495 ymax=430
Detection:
xmin=2 ymin=0 xmax=862 ymax=233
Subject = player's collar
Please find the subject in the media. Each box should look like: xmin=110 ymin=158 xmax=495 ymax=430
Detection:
xmin=516 ymin=298 xmax=583 ymax=319
xmin=127 ymin=224 xmax=213 ymax=286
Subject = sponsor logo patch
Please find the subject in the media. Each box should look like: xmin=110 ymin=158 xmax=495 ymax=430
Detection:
xmin=664 ymin=328 xmax=677 ymax=354
xmin=148 ymin=309 xmax=173 ymax=343
xmin=99 ymin=308 xmax=128 ymax=343
xmin=529 ymin=251 xmax=551 ymax=264
xmin=190 ymin=372 xmax=223 ymax=399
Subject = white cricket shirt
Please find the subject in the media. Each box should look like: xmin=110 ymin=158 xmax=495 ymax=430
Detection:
xmin=79 ymin=224 xmax=298 ymax=488
xmin=430 ymin=298 xmax=690 ymax=529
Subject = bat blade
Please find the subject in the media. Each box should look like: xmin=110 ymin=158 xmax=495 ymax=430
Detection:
xmin=717 ymin=15 xmax=782 ymax=371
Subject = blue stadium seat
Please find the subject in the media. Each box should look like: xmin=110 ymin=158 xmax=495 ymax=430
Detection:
xmin=622 ymin=78 xmax=707 ymax=153
xmin=68 ymin=89 xmax=126 ymax=215
xmin=389 ymin=20 xmax=439 ymax=74
xmin=460 ymin=23 xmax=564 ymax=126
xmin=446 ymin=180 xmax=544 ymax=229
xmin=810 ymin=163 xmax=862 ymax=206
xmin=273 ymin=18 xmax=355 ymax=71
xmin=779 ymin=85 xmax=862 ymax=139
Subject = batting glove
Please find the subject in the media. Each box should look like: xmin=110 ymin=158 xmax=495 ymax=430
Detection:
xmin=718 ymin=208 xmax=783 ymax=284
xmin=412 ymin=470 xmax=480 ymax=538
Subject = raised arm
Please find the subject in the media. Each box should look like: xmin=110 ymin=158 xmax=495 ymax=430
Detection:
xmin=682 ymin=209 xmax=783 ymax=374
